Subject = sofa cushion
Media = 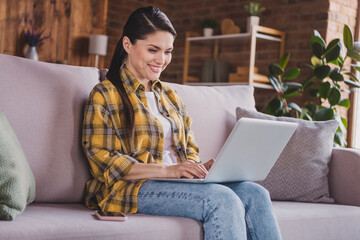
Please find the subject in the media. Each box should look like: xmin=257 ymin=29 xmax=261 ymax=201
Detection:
xmin=0 ymin=54 xmax=99 ymax=203
xmin=0 ymin=110 xmax=35 ymax=220
xmin=273 ymin=201 xmax=360 ymax=240
xmin=166 ymin=83 xmax=256 ymax=162
xmin=0 ymin=203 xmax=203 ymax=240
xmin=236 ymin=107 xmax=338 ymax=203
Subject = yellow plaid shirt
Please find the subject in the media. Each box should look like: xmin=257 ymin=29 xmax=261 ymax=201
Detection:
xmin=82 ymin=67 xmax=200 ymax=214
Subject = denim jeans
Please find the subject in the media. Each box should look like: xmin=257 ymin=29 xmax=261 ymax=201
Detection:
xmin=137 ymin=180 xmax=282 ymax=240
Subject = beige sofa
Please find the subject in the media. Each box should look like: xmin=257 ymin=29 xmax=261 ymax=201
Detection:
xmin=0 ymin=53 xmax=359 ymax=240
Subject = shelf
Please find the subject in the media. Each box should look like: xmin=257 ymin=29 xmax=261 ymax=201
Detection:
xmin=185 ymin=81 xmax=273 ymax=90
xmin=188 ymin=32 xmax=282 ymax=44
xmin=182 ymin=25 xmax=285 ymax=88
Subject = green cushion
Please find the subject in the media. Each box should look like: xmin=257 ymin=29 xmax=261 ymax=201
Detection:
xmin=0 ymin=110 xmax=35 ymax=220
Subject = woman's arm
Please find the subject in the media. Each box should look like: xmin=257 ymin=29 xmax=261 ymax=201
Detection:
xmin=122 ymin=161 xmax=209 ymax=180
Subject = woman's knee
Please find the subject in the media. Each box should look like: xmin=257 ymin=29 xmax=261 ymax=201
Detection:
xmin=227 ymin=181 xmax=271 ymax=204
xmin=204 ymin=184 xmax=245 ymax=217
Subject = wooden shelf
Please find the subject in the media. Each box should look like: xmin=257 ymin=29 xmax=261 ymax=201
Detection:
xmin=185 ymin=81 xmax=273 ymax=89
xmin=182 ymin=25 xmax=285 ymax=89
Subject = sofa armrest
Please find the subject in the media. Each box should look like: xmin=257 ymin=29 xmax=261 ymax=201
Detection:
xmin=328 ymin=147 xmax=360 ymax=206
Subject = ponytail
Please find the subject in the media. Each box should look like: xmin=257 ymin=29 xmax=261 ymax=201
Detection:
xmin=106 ymin=37 xmax=134 ymax=137
xmin=106 ymin=6 xmax=176 ymax=137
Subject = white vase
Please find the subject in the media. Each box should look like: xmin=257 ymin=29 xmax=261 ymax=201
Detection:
xmin=203 ymin=28 xmax=214 ymax=37
xmin=25 ymin=46 xmax=39 ymax=61
xmin=247 ymin=16 xmax=260 ymax=32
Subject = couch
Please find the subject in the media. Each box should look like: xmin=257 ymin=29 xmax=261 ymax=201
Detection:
xmin=0 ymin=53 xmax=359 ymax=240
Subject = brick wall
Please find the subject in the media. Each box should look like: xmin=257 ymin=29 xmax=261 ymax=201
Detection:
xmin=106 ymin=0 xmax=358 ymax=109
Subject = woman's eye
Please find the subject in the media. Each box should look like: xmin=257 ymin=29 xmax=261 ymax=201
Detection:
xmin=165 ymin=51 xmax=172 ymax=55
xmin=149 ymin=49 xmax=157 ymax=53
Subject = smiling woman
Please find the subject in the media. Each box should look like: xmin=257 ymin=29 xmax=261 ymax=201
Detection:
xmin=81 ymin=6 xmax=282 ymax=240
xmin=123 ymin=31 xmax=174 ymax=90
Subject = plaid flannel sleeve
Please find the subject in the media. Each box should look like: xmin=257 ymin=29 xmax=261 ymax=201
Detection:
xmin=82 ymin=89 xmax=137 ymax=188
xmin=178 ymin=98 xmax=200 ymax=164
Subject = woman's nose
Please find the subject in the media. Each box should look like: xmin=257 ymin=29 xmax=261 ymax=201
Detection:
xmin=155 ymin=53 xmax=165 ymax=65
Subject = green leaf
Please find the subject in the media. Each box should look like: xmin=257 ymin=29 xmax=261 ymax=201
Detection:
xmin=351 ymin=64 xmax=360 ymax=72
xmin=318 ymin=82 xmax=331 ymax=98
xmin=344 ymin=79 xmax=360 ymax=88
xmin=338 ymin=99 xmax=350 ymax=108
xmin=311 ymin=56 xmax=322 ymax=66
xmin=344 ymin=72 xmax=359 ymax=82
xmin=311 ymin=33 xmax=326 ymax=47
xmin=314 ymin=65 xmax=331 ymax=80
xmin=300 ymin=109 xmax=313 ymax=121
xmin=338 ymin=55 xmax=344 ymax=68
xmin=283 ymin=90 xmax=302 ymax=99
xmin=266 ymin=98 xmax=283 ymax=116
xmin=325 ymin=40 xmax=341 ymax=62
xmin=283 ymin=67 xmax=300 ymax=80
xmin=284 ymin=82 xmax=302 ymax=88
xmin=303 ymin=81 xmax=314 ymax=89
xmin=269 ymin=64 xmax=284 ymax=76
xmin=315 ymin=108 xmax=334 ymax=121
xmin=329 ymin=69 xmax=344 ymax=81
xmin=343 ymin=24 xmax=353 ymax=50
xmin=312 ymin=42 xmax=325 ymax=59
xmin=309 ymin=88 xmax=319 ymax=98
xmin=305 ymin=101 xmax=317 ymax=113
xmin=268 ymin=75 xmax=282 ymax=93
xmin=341 ymin=116 xmax=348 ymax=130
xmin=288 ymin=102 xmax=302 ymax=112
xmin=334 ymin=131 xmax=346 ymax=147
xmin=278 ymin=53 xmax=290 ymax=69
xmin=328 ymin=87 xmax=341 ymax=106
xmin=347 ymin=49 xmax=360 ymax=61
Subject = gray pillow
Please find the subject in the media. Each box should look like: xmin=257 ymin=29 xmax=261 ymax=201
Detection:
xmin=0 ymin=110 xmax=36 ymax=220
xmin=236 ymin=107 xmax=338 ymax=203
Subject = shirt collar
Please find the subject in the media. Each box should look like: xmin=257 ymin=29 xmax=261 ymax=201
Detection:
xmin=120 ymin=66 xmax=163 ymax=94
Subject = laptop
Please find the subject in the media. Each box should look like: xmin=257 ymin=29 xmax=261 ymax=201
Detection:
xmin=153 ymin=117 xmax=298 ymax=183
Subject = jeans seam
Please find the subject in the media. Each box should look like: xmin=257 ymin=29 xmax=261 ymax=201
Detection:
xmin=204 ymin=198 xmax=222 ymax=240
xmin=245 ymin=214 xmax=257 ymax=240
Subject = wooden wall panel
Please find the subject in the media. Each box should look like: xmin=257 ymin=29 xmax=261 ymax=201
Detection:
xmin=0 ymin=0 xmax=108 ymax=68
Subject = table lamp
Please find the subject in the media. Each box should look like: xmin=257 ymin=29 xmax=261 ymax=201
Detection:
xmin=89 ymin=34 xmax=108 ymax=68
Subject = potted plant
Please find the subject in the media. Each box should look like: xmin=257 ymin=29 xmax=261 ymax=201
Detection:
xmin=200 ymin=18 xmax=219 ymax=37
xmin=24 ymin=28 xmax=50 ymax=61
xmin=266 ymin=24 xmax=360 ymax=147
xmin=244 ymin=2 xmax=266 ymax=32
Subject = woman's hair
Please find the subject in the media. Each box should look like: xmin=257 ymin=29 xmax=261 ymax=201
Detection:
xmin=106 ymin=6 xmax=176 ymax=137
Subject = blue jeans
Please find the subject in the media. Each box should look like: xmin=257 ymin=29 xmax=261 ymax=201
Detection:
xmin=137 ymin=180 xmax=282 ymax=240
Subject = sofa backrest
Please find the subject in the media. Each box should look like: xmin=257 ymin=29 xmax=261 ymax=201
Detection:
xmin=166 ymin=83 xmax=256 ymax=162
xmin=0 ymin=54 xmax=98 ymax=203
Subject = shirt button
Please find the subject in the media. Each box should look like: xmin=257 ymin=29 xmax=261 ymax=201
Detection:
xmin=174 ymin=129 xmax=178 ymax=133
xmin=160 ymin=133 xmax=164 ymax=138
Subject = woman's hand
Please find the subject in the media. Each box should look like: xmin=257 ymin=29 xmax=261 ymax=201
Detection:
xmin=166 ymin=162 xmax=208 ymax=179
xmin=202 ymin=159 xmax=214 ymax=171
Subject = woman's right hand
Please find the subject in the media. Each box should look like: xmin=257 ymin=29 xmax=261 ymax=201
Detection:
xmin=165 ymin=162 xmax=208 ymax=179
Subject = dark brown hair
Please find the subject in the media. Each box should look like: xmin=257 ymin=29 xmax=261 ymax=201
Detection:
xmin=106 ymin=6 xmax=176 ymax=136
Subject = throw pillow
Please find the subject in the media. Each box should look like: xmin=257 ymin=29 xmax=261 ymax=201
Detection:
xmin=236 ymin=107 xmax=338 ymax=203
xmin=0 ymin=110 xmax=36 ymax=220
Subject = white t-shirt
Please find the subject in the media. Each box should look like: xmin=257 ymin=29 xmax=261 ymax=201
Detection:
xmin=145 ymin=91 xmax=178 ymax=165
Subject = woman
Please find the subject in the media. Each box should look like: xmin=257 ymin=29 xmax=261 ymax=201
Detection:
xmin=82 ymin=6 xmax=282 ymax=240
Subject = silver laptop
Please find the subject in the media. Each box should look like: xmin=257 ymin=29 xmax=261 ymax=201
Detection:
xmin=153 ymin=117 xmax=298 ymax=183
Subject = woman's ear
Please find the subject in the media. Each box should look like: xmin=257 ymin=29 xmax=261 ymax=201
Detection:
xmin=123 ymin=36 xmax=132 ymax=54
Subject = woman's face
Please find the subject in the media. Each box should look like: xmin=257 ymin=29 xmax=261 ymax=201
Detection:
xmin=123 ymin=31 xmax=174 ymax=82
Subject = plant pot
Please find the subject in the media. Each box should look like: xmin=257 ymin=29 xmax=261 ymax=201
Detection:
xmin=246 ymin=16 xmax=260 ymax=32
xmin=25 ymin=46 xmax=39 ymax=61
xmin=203 ymin=28 xmax=214 ymax=37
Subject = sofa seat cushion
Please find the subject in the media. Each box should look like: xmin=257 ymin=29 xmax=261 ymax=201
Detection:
xmin=0 ymin=203 xmax=203 ymax=240
xmin=273 ymin=201 xmax=360 ymax=240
